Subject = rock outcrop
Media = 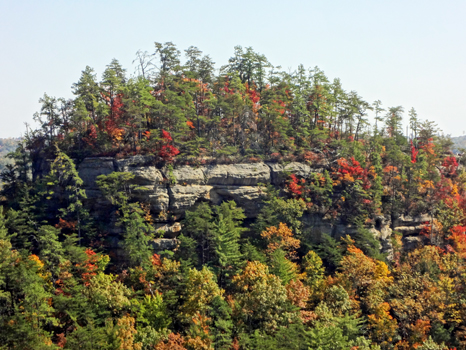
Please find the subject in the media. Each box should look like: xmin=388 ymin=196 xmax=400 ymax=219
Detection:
xmin=75 ymin=156 xmax=430 ymax=254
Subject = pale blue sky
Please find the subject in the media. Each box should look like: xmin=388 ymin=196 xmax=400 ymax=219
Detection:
xmin=1 ymin=0 xmax=465 ymax=138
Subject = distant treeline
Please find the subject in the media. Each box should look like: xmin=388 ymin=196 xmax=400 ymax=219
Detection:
xmin=0 ymin=137 xmax=19 ymax=173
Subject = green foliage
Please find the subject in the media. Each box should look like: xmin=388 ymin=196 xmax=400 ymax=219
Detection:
xmin=306 ymin=312 xmax=369 ymax=350
xmin=239 ymin=323 xmax=308 ymax=350
xmin=120 ymin=210 xmax=154 ymax=267
xmin=302 ymin=250 xmax=325 ymax=289
xmin=3 ymin=43 xmax=466 ymax=349
xmin=254 ymin=191 xmax=306 ymax=236
xmin=350 ymin=226 xmax=385 ymax=261
xmin=308 ymin=233 xmax=343 ymax=272
xmin=268 ymin=248 xmax=298 ymax=285
xmin=209 ymin=295 xmax=234 ymax=350
xmin=97 ymin=172 xmax=154 ymax=266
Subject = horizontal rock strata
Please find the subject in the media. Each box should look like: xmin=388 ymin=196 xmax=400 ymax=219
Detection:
xmin=75 ymin=156 xmax=429 ymax=253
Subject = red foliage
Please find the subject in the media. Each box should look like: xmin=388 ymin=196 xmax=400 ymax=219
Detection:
xmin=83 ymin=124 xmax=98 ymax=146
xmin=160 ymin=145 xmax=180 ymax=162
xmin=158 ymin=130 xmax=179 ymax=162
xmin=442 ymin=156 xmax=459 ymax=177
xmin=449 ymin=225 xmax=466 ymax=256
xmin=76 ymin=248 xmax=100 ymax=286
xmin=161 ymin=129 xmax=173 ymax=142
xmin=337 ymin=157 xmax=364 ymax=180
xmin=287 ymin=174 xmax=305 ymax=196
xmin=410 ymin=140 xmax=419 ymax=164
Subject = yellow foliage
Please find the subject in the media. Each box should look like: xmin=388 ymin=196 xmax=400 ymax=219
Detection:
xmin=368 ymin=302 xmax=398 ymax=344
xmin=342 ymin=173 xmax=355 ymax=183
xmin=451 ymin=184 xmax=459 ymax=196
xmin=180 ymin=267 xmax=223 ymax=320
xmin=28 ymin=254 xmax=51 ymax=280
xmin=115 ymin=316 xmax=142 ymax=350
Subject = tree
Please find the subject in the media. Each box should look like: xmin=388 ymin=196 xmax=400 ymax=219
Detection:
xmin=182 ymin=202 xmax=214 ymax=267
xmin=232 ymin=261 xmax=298 ymax=333
xmin=261 ymin=222 xmax=300 ymax=259
xmin=154 ymin=42 xmax=181 ymax=77
xmin=210 ymin=201 xmax=245 ymax=283
xmin=42 ymin=147 xmax=89 ymax=243
xmin=180 ymin=266 xmax=223 ymax=321
xmin=209 ymin=295 xmax=234 ymax=350
xmin=372 ymin=100 xmax=385 ymax=136
xmin=133 ymin=49 xmax=155 ymax=80
xmin=385 ymin=106 xmax=404 ymax=139
xmin=72 ymin=66 xmax=101 ymax=123
xmin=268 ymin=248 xmax=299 ymax=285
xmin=409 ymin=107 xmax=419 ymax=140
xmin=254 ymin=190 xmax=306 ymax=236
xmin=120 ymin=210 xmax=155 ymax=267
xmin=96 ymin=172 xmax=154 ymax=267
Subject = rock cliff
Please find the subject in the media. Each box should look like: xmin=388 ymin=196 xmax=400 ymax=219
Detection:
xmin=75 ymin=156 xmax=429 ymax=254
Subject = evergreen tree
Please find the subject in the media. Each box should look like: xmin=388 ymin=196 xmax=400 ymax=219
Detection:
xmin=268 ymin=248 xmax=298 ymax=285
xmin=182 ymin=202 xmax=214 ymax=266
xmin=209 ymin=295 xmax=234 ymax=350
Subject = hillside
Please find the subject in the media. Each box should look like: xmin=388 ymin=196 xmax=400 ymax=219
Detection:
xmin=1 ymin=43 xmax=466 ymax=349
xmin=0 ymin=137 xmax=19 ymax=173
xmin=450 ymin=135 xmax=466 ymax=153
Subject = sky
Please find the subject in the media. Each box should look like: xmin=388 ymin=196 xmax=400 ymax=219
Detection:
xmin=0 ymin=0 xmax=465 ymax=138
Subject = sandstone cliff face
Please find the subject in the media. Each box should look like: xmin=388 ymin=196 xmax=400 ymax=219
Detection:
xmin=76 ymin=156 xmax=428 ymax=254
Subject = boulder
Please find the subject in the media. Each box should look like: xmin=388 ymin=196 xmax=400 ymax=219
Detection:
xmin=132 ymin=185 xmax=169 ymax=212
xmin=267 ymin=162 xmax=312 ymax=185
xmin=213 ymin=186 xmax=266 ymax=218
xmin=394 ymin=214 xmax=431 ymax=227
xmin=403 ymin=236 xmax=427 ymax=251
xmin=205 ymin=163 xmax=270 ymax=186
xmin=127 ymin=167 xmax=163 ymax=185
xmin=169 ymin=165 xmax=206 ymax=185
xmin=115 ymin=155 xmax=154 ymax=169
xmin=78 ymin=157 xmax=115 ymax=189
xmin=152 ymin=238 xmax=179 ymax=252
xmin=116 ymin=156 xmax=163 ymax=185
xmin=394 ymin=225 xmax=427 ymax=236
xmin=168 ymin=185 xmax=215 ymax=216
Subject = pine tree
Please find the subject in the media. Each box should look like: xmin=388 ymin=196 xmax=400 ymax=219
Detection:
xmin=182 ymin=202 xmax=214 ymax=266
xmin=120 ymin=210 xmax=154 ymax=267
xmin=211 ymin=213 xmax=243 ymax=282
xmin=268 ymin=249 xmax=298 ymax=285
xmin=209 ymin=295 xmax=234 ymax=350
xmin=42 ymin=147 xmax=89 ymax=244
xmin=96 ymin=172 xmax=154 ymax=267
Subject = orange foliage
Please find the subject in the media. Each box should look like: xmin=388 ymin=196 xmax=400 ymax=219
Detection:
xmin=449 ymin=225 xmax=466 ymax=257
xmin=286 ymin=279 xmax=314 ymax=323
xmin=261 ymin=222 xmax=300 ymax=258
xmin=409 ymin=319 xmax=431 ymax=346
xmin=75 ymin=248 xmax=108 ymax=286
xmin=56 ymin=333 xmax=66 ymax=348
xmin=155 ymin=333 xmax=187 ymax=350
xmin=55 ymin=218 xmax=77 ymax=231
